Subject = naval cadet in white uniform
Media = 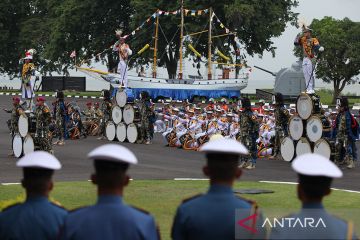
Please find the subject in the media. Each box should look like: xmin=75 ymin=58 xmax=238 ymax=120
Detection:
xmin=270 ymin=153 xmax=357 ymax=239
xmin=59 ymin=144 xmax=160 ymax=240
xmin=0 ymin=151 xmax=67 ymax=240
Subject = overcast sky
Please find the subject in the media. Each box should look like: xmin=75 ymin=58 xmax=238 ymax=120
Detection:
xmin=244 ymin=0 xmax=360 ymax=93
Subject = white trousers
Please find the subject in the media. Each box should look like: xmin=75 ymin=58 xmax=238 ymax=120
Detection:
xmin=302 ymin=57 xmax=314 ymax=92
xmin=117 ymin=60 xmax=128 ymax=88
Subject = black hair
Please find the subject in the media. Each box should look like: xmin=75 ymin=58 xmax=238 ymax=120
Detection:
xmin=22 ymin=167 xmax=54 ymax=194
xmin=241 ymin=97 xmax=251 ymax=109
xmin=205 ymin=153 xmax=240 ymax=181
xmin=299 ymin=174 xmax=332 ymax=199
xmin=275 ymin=93 xmax=284 ymax=105
xmin=94 ymin=160 xmax=129 ymax=188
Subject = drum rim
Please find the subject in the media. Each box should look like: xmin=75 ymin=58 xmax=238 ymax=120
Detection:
xmin=18 ymin=115 xmax=29 ymax=137
xmin=295 ymin=137 xmax=312 ymax=155
xmin=116 ymin=90 xmax=127 ymax=107
xmin=111 ymin=105 xmax=123 ymax=124
xmin=296 ymin=93 xmax=313 ymax=120
xmin=306 ymin=115 xmax=323 ymax=142
xmin=23 ymin=134 xmax=35 ymax=155
xmin=289 ymin=115 xmax=303 ymax=141
xmin=280 ymin=136 xmax=295 ymax=162
xmin=123 ymin=104 xmax=135 ymax=125
xmin=313 ymin=138 xmax=331 ymax=158
xmin=13 ymin=134 xmax=23 ymax=157
xmin=105 ymin=121 xmax=116 ymax=141
xmin=116 ymin=124 xmax=127 ymax=142
xmin=127 ymin=123 xmax=138 ymax=143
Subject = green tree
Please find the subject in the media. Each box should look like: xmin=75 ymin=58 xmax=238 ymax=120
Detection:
xmin=130 ymin=0 xmax=298 ymax=79
xmin=45 ymin=0 xmax=133 ymax=75
xmin=299 ymin=17 xmax=360 ymax=103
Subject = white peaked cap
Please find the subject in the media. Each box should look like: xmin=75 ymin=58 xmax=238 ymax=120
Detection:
xmin=200 ymin=138 xmax=249 ymax=155
xmin=17 ymin=151 xmax=62 ymax=170
xmin=88 ymin=144 xmax=138 ymax=165
xmin=292 ymin=153 xmax=343 ymax=178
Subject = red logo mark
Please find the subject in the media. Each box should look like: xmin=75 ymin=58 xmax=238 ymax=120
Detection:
xmin=237 ymin=213 xmax=258 ymax=234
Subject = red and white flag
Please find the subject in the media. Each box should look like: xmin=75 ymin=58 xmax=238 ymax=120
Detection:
xmin=70 ymin=50 xmax=76 ymax=58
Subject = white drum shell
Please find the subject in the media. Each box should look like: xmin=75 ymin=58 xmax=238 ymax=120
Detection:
xmin=111 ymin=105 xmax=123 ymax=124
xmin=127 ymin=123 xmax=138 ymax=143
xmin=116 ymin=123 xmax=127 ymax=142
xmin=12 ymin=134 xmax=23 ymax=158
xmin=105 ymin=121 xmax=116 ymax=141
xmin=306 ymin=116 xmax=323 ymax=142
xmin=296 ymin=137 xmax=312 ymax=157
xmin=23 ymin=134 xmax=35 ymax=155
xmin=281 ymin=136 xmax=295 ymax=162
xmin=313 ymin=139 xmax=331 ymax=160
xmin=296 ymin=93 xmax=313 ymax=120
xmin=123 ymin=104 xmax=135 ymax=125
xmin=289 ymin=116 xmax=303 ymax=141
xmin=18 ymin=115 xmax=29 ymax=137
xmin=116 ymin=90 xmax=127 ymax=108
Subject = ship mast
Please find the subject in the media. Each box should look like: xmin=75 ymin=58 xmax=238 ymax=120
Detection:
xmin=152 ymin=10 xmax=159 ymax=78
xmin=208 ymin=7 xmax=212 ymax=80
xmin=178 ymin=0 xmax=184 ymax=79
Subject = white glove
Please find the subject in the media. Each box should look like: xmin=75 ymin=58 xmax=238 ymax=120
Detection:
xmin=319 ymin=46 xmax=324 ymax=52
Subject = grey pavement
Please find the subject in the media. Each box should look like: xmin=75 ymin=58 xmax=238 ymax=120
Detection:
xmin=0 ymin=95 xmax=359 ymax=191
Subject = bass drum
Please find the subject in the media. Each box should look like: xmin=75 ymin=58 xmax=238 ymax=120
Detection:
xmin=12 ymin=133 xmax=23 ymax=158
xmin=296 ymin=137 xmax=312 ymax=157
xmin=116 ymin=122 xmax=127 ymax=142
xmin=123 ymin=104 xmax=140 ymax=125
xmin=105 ymin=121 xmax=116 ymax=141
xmin=296 ymin=93 xmax=321 ymax=120
xmin=280 ymin=136 xmax=295 ymax=162
xmin=288 ymin=115 xmax=303 ymax=141
xmin=127 ymin=123 xmax=139 ymax=143
xmin=23 ymin=134 xmax=35 ymax=155
xmin=306 ymin=115 xmax=323 ymax=142
xmin=18 ymin=114 xmax=29 ymax=137
xmin=313 ymin=138 xmax=331 ymax=160
xmin=111 ymin=105 xmax=123 ymax=124
xmin=115 ymin=89 xmax=127 ymax=107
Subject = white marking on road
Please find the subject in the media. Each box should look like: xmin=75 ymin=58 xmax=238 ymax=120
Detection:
xmin=174 ymin=178 xmax=208 ymax=181
xmin=1 ymin=183 xmax=21 ymax=186
xmin=260 ymin=181 xmax=360 ymax=193
xmin=91 ymin=96 xmax=96 ymax=99
xmin=45 ymin=94 xmax=49 ymax=97
xmin=38 ymin=94 xmax=43 ymax=96
xmin=260 ymin=181 xmax=298 ymax=185
xmin=11 ymin=93 xmax=16 ymax=95
xmin=75 ymin=96 xmax=80 ymax=98
xmin=5 ymin=93 xmax=10 ymax=95
xmin=83 ymin=96 xmax=88 ymax=99
xmin=66 ymin=95 xmax=72 ymax=98
xmin=0 ymin=93 xmax=3 ymax=95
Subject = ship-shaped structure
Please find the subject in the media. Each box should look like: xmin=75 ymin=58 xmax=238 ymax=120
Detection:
xmin=78 ymin=2 xmax=250 ymax=100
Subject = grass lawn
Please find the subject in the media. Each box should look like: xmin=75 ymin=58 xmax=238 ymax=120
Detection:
xmin=0 ymin=180 xmax=359 ymax=239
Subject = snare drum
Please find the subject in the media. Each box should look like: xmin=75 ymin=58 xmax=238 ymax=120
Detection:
xmin=313 ymin=138 xmax=331 ymax=160
xmin=116 ymin=122 xmax=126 ymax=142
xmin=115 ymin=90 xmax=127 ymax=107
xmin=18 ymin=114 xmax=29 ymax=137
xmin=127 ymin=123 xmax=139 ymax=143
xmin=288 ymin=115 xmax=304 ymax=141
xmin=280 ymin=136 xmax=295 ymax=162
xmin=296 ymin=93 xmax=321 ymax=120
xmin=12 ymin=133 xmax=23 ymax=158
xmin=105 ymin=121 xmax=116 ymax=141
xmin=23 ymin=134 xmax=35 ymax=155
xmin=123 ymin=104 xmax=140 ymax=125
xmin=111 ymin=105 xmax=123 ymax=124
xmin=296 ymin=137 xmax=312 ymax=157
xmin=306 ymin=116 xmax=323 ymax=142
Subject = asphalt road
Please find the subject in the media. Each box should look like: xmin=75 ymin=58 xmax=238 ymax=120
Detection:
xmin=1 ymin=95 xmax=359 ymax=191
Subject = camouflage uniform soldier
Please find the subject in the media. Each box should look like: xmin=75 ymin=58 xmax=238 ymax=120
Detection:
xmin=82 ymin=102 xmax=95 ymax=134
xmin=98 ymin=90 xmax=112 ymax=140
xmin=137 ymin=91 xmax=154 ymax=144
xmin=334 ymin=97 xmax=357 ymax=169
xmin=4 ymin=97 xmax=24 ymax=135
xmin=238 ymin=97 xmax=259 ymax=169
xmin=270 ymin=93 xmax=290 ymax=159
xmin=53 ymin=91 xmax=67 ymax=145
xmin=35 ymin=97 xmax=52 ymax=153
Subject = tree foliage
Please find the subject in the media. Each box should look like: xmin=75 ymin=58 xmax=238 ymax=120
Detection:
xmin=296 ymin=17 xmax=360 ymax=103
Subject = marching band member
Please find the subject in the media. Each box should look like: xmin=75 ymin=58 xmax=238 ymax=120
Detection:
xmin=294 ymin=26 xmax=324 ymax=94
xmin=20 ymin=49 xmax=36 ymax=108
xmin=113 ymin=30 xmax=132 ymax=88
